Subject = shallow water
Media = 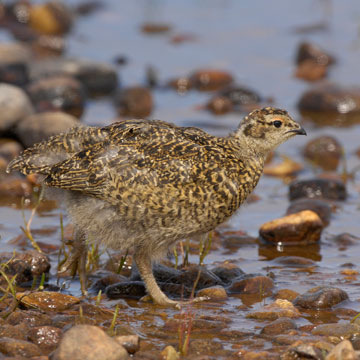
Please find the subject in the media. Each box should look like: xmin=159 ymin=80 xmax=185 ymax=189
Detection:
xmin=1 ymin=0 xmax=360 ymax=357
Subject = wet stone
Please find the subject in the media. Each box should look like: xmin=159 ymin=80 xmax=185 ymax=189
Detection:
xmin=272 ymin=256 xmax=316 ymax=268
xmin=295 ymin=42 xmax=335 ymax=66
xmin=325 ymin=340 xmax=357 ymax=360
xmin=289 ymin=178 xmax=347 ymax=201
xmin=196 ymin=285 xmax=228 ymax=301
xmin=286 ymin=198 xmax=332 ymax=226
xmin=298 ymin=84 xmax=360 ymax=126
xmin=91 ymin=273 xmax=128 ymax=293
xmin=168 ymin=76 xmax=193 ymax=93
xmin=30 ymin=58 xmax=118 ymax=96
xmin=228 ymin=273 xmax=274 ymax=295
xmin=160 ymin=345 xmax=180 ymax=360
xmin=0 ymin=177 xmax=33 ymax=197
xmin=0 ymin=250 xmax=50 ymax=284
xmin=294 ymin=286 xmax=349 ymax=309
xmin=275 ymin=289 xmax=300 ymax=302
xmin=0 ymin=83 xmax=34 ymax=133
xmin=140 ymin=22 xmax=172 ymax=34
xmin=27 ymin=75 xmax=86 ymax=118
xmin=259 ymin=210 xmax=324 ymax=245
xmin=6 ymin=309 xmax=52 ymax=327
xmin=333 ymin=233 xmax=360 ymax=246
xmin=247 ymin=299 xmax=300 ymax=320
xmin=206 ymin=95 xmax=233 ymax=115
xmin=295 ymin=59 xmax=328 ymax=82
xmin=15 ymin=111 xmax=80 ymax=147
xmin=260 ymin=317 xmax=297 ymax=336
xmin=283 ymin=343 xmax=327 ymax=360
xmin=263 ymin=156 xmax=303 ymax=177
xmin=0 ymin=43 xmax=32 ymax=86
xmin=106 ymin=281 xmax=147 ymax=299
xmin=114 ymin=335 xmax=140 ymax=355
xmin=189 ymin=69 xmax=233 ymax=91
xmin=16 ymin=291 xmax=80 ymax=312
xmin=0 ymin=323 xmax=29 ymax=341
xmin=29 ymin=1 xmax=73 ymax=35
xmin=222 ymin=234 xmax=257 ymax=251
xmin=52 ymin=325 xmax=129 ymax=360
xmin=303 ymin=135 xmax=343 ymax=171
xmin=211 ymin=263 xmax=245 ymax=285
xmin=219 ymin=85 xmax=261 ymax=107
xmin=0 ymin=337 xmax=42 ymax=357
xmin=114 ymin=86 xmax=153 ymax=118
xmin=27 ymin=326 xmax=62 ymax=353
xmin=0 ymin=139 xmax=23 ymax=163
xmin=312 ymin=323 xmax=360 ymax=339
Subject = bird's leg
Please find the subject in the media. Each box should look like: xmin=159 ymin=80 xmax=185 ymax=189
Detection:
xmin=134 ymin=250 xmax=209 ymax=307
xmin=58 ymin=229 xmax=88 ymax=295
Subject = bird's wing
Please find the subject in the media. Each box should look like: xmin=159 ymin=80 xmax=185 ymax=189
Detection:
xmin=41 ymin=120 xmax=233 ymax=201
xmin=7 ymin=125 xmax=111 ymax=175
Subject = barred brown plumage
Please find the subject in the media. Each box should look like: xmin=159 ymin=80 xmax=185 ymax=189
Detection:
xmin=7 ymin=107 xmax=306 ymax=306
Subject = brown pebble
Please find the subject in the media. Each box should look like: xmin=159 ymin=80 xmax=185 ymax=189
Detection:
xmin=29 ymin=1 xmax=73 ymax=35
xmin=247 ymin=299 xmax=301 ymax=320
xmin=167 ymin=76 xmax=193 ymax=93
xmin=286 ymin=198 xmax=332 ymax=227
xmin=312 ymin=323 xmax=360 ymax=338
xmin=260 ymin=317 xmax=297 ymax=336
xmin=115 ymin=86 xmax=153 ymax=118
xmin=206 ymin=95 xmax=233 ymax=115
xmin=303 ymin=135 xmax=343 ymax=171
xmin=295 ymin=59 xmax=328 ymax=81
xmin=196 ymin=285 xmax=228 ymax=301
xmin=6 ymin=309 xmax=52 ymax=327
xmin=0 ymin=177 xmax=33 ymax=198
xmin=259 ymin=210 xmax=324 ymax=245
xmin=294 ymin=286 xmax=349 ymax=309
xmin=28 ymin=326 xmax=62 ymax=353
xmin=0 ymin=337 xmax=42 ymax=357
xmin=52 ymin=325 xmax=129 ymax=360
xmin=275 ymin=289 xmax=299 ymax=302
xmin=325 ymin=340 xmax=357 ymax=360
xmin=115 ymin=335 xmax=140 ymax=354
xmin=263 ymin=156 xmax=303 ymax=177
xmin=190 ymin=69 xmax=233 ymax=91
xmin=140 ymin=23 xmax=172 ymax=34
xmin=228 ymin=274 xmax=274 ymax=295
xmin=295 ymin=42 xmax=335 ymax=66
xmin=16 ymin=291 xmax=80 ymax=312
xmin=0 ymin=139 xmax=23 ymax=163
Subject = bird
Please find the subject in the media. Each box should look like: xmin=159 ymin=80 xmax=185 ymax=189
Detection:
xmin=7 ymin=107 xmax=306 ymax=306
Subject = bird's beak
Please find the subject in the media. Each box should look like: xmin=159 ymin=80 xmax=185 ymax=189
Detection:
xmin=287 ymin=127 xmax=307 ymax=136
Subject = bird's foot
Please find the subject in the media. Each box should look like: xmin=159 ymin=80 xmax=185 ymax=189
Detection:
xmin=140 ymin=294 xmax=210 ymax=308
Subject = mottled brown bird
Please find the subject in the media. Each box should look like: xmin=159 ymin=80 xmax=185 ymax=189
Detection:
xmin=7 ymin=107 xmax=306 ymax=306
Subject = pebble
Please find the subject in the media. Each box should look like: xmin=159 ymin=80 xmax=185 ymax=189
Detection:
xmin=106 ymin=281 xmax=147 ymax=299
xmin=15 ymin=111 xmax=80 ymax=147
xmin=289 ymin=178 xmax=347 ymax=201
xmin=0 ymin=250 xmax=50 ymax=284
xmin=0 ymin=337 xmax=42 ymax=357
xmin=259 ymin=210 xmax=323 ymax=245
xmin=295 ymin=59 xmax=328 ymax=81
xmin=293 ymin=286 xmax=349 ymax=309
xmin=325 ymin=340 xmax=358 ymax=360
xmin=114 ymin=335 xmax=140 ymax=354
xmin=0 ymin=42 xmax=32 ymax=86
xmin=160 ymin=345 xmax=180 ymax=360
xmin=286 ymin=198 xmax=332 ymax=226
xmin=283 ymin=342 xmax=328 ymax=360
xmin=312 ymin=323 xmax=360 ymax=339
xmin=0 ymin=323 xmax=28 ymax=341
xmin=0 ymin=176 xmax=33 ymax=197
xmin=114 ymin=86 xmax=153 ymax=118
xmin=196 ymin=285 xmax=228 ymax=301
xmin=295 ymin=42 xmax=335 ymax=66
xmin=27 ymin=326 xmax=62 ymax=353
xmin=263 ymin=156 xmax=303 ymax=177
xmin=298 ymin=84 xmax=360 ymax=126
xmin=228 ymin=273 xmax=274 ymax=295
xmin=140 ymin=23 xmax=172 ymax=34
xmin=211 ymin=262 xmax=245 ymax=285
xmin=246 ymin=299 xmax=300 ymax=320
xmin=219 ymin=85 xmax=261 ymax=106
xmin=332 ymin=233 xmax=360 ymax=246
xmin=275 ymin=289 xmax=299 ymax=302
xmin=168 ymin=76 xmax=193 ymax=93
xmin=6 ymin=309 xmax=52 ymax=327
xmin=260 ymin=317 xmax=297 ymax=336
xmin=27 ymin=75 xmax=86 ymax=118
xmin=29 ymin=1 xmax=73 ymax=35
xmin=206 ymin=95 xmax=233 ymax=115
xmin=189 ymin=69 xmax=233 ymax=91
xmin=303 ymin=135 xmax=343 ymax=171
xmin=16 ymin=291 xmax=80 ymax=312
xmin=51 ymin=325 xmax=129 ymax=360
xmin=0 ymin=83 xmax=34 ymax=133
xmin=0 ymin=138 xmax=23 ymax=163
xmin=272 ymin=256 xmax=316 ymax=268
xmin=30 ymin=58 xmax=118 ymax=96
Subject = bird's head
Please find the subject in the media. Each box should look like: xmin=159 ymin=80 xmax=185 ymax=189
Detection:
xmin=235 ymin=107 xmax=306 ymax=156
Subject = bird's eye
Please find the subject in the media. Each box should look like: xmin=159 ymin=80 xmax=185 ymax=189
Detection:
xmin=273 ymin=120 xmax=282 ymax=128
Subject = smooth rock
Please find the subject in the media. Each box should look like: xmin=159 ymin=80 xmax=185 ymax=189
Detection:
xmin=114 ymin=335 xmax=140 ymax=354
xmin=168 ymin=76 xmax=192 ymax=93
xmin=189 ymin=69 xmax=233 ymax=91
xmin=325 ymin=339 xmax=357 ymax=360
xmin=303 ymin=135 xmax=343 ymax=171
xmin=0 ymin=323 xmax=28 ymax=341
xmin=0 ymin=83 xmax=34 ymax=133
xmin=0 ymin=337 xmax=42 ymax=357
xmin=30 ymin=58 xmax=118 ymax=96
xmin=0 ymin=250 xmax=50 ymax=284
xmin=219 ymin=85 xmax=261 ymax=106
xmin=114 ymin=86 xmax=153 ymax=118
xmin=272 ymin=256 xmax=316 ymax=268
xmin=160 ymin=345 xmax=180 ymax=360
xmin=247 ymin=299 xmax=300 ymax=320
xmin=0 ymin=177 xmax=33 ymax=197
xmin=29 ymin=1 xmax=73 ymax=35
xmin=140 ymin=22 xmax=172 ymax=34
xmin=211 ymin=262 xmax=245 ymax=285
xmin=106 ymin=281 xmax=147 ymax=299
xmin=295 ymin=42 xmax=335 ymax=66
xmin=17 ymin=291 xmax=80 ymax=312
xmin=15 ymin=111 xmax=80 ymax=147
xmin=286 ymin=198 xmax=332 ymax=226
xmin=0 ymin=139 xmax=23 ymax=163
xmin=289 ymin=178 xmax=347 ymax=201
xmin=260 ymin=317 xmax=297 ymax=335
xmin=295 ymin=59 xmax=328 ymax=81
xmin=6 ymin=309 xmax=52 ymax=327
xmin=27 ymin=75 xmax=86 ymax=118
xmin=275 ymin=289 xmax=299 ymax=302
xmin=28 ymin=326 xmax=62 ymax=353
xmin=263 ymin=156 xmax=303 ymax=177
xmin=228 ymin=273 xmax=274 ymax=295
xmin=52 ymin=325 xmax=128 ymax=360
xmin=294 ymin=286 xmax=349 ymax=309
xmin=333 ymin=233 xmax=360 ymax=246
xmin=259 ymin=210 xmax=323 ymax=245
xmin=312 ymin=323 xmax=360 ymax=339
xmin=196 ymin=285 xmax=228 ymax=301
xmin=206 ymin=95 xmax=233 ymax=115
